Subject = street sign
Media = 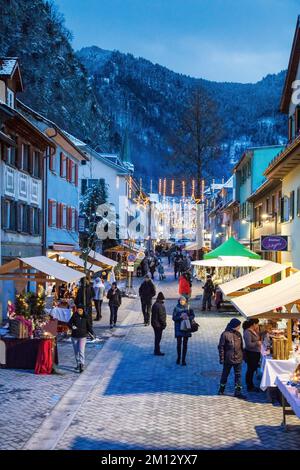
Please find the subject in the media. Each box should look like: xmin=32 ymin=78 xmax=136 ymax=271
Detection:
xmin=261 ymin=235 xmax=288 ymax=252
xmin=127 ymin=266 xmax=134 ymax=272
xmin=137 ymin=251 xmax=145 ymax=260
xmin=127 ymin=254 xmax=136 ymax=263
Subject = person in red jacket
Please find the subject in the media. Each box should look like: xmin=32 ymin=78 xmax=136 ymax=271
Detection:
xmin=178 ymin=272 xmax=191 ymax=300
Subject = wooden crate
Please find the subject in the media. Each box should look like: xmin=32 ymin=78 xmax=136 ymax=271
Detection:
xmin=9 ymin=319 xmax=29 ymax=339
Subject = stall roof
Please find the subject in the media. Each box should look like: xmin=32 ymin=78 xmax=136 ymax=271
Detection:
xmin=219 ymin=262 xmax=286 ymax=295
xmin=185 ymin=241 xmax=202 ymax=251
xmin=86 ymin=250 xmax=118 ymax=268
xmin=0 ymin=256 xmax=85 ymax=283
xmin=54 ymin=253 xmax=101 ymax=273
xmin=204 ymin=237 xmax=261 ymax=259
xmin=192 ymin=257 xmax=268 ymax=268
xmin=231 ymin=271 xmax=300 ymax=318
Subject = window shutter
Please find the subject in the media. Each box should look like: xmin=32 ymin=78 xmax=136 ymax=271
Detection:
xmin=28 ymin=147 xmax=33 ymax=175
xmin=66 ymin=158 xmax=70 ymax=182
xmin=68 ymin=207 xmax=72 ymax=230
xmin=38 ymin=151 xmax=43 ymax=179
xmin=290 ymin=191 xmax=295 ymax=220
xmin=29 ymin=207 xmax=34 ymax=235
xmin=48 ymin=199 xmax=52 ymax=227
xmin=1 ymin=197 xmax=6 ymax=229
xmin=16 ymin=202 xmax=22 ymax=232
xmin=2 ymin=144 xmax=7 ymax=163
xmin=75 ymin=209 xmax=78 ymax=232
xmin=38 ymin=208 xmax=42 ymax=235
xmin=56 ymin=203 xmax=60 ymax=228
xmin=75 ymin=165 xmax=78 ymax=186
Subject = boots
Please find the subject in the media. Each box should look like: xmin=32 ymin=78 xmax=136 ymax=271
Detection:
xmin=234 ymin=386 xmax=247 ymax=399
xmin=79 ymin=363 xmax=84 ymax=373
xmin=218 ymin=384 xmax=225 ymax=395
xmin=176 ymin=356 xmax=181 ymax=365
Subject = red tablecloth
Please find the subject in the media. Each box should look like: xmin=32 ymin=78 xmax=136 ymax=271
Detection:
xmin=35 ymin=338 xmax=54 ymax=375
xmin=0 ymin=337 xmax=58 ymax=372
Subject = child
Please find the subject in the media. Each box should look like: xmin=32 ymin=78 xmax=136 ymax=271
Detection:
xmin=158 ymin=263 xmax=165 ymax=281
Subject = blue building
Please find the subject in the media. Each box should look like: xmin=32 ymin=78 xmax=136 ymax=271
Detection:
xmin=18 ymin=102 xmax=88 ymax=253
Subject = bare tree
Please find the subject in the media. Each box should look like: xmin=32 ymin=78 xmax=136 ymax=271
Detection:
xmin=170 ymin=86 xmax=223 ymax=199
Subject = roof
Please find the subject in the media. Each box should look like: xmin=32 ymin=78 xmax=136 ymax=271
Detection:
xmin=0 ymin=256 xmax=85 ymax=283
xmin=204 ymin=237 xmax=261 ymax=259
xmin=0 ymin=57 xmax=23 ymax=92
xmin=264 ymin=136 xmax=300 ymax=179
xmin=247 ymin=179 xmax=281 ymax=203
xmin=219 ymin=262 xmax=286 ymax=295
xmin=85 ymin=250 xmax=118 ymax=268
xmin=191 ymin=257 xmax=267 ymax=268
xmin=52 ymin=252 xmax=102 ymax=273
xmin=233 ymin=145 xmax=284 ymax=172
xmin=231 ymin=271 xmax=300 ymax=318
xmin=280 ymin=15 xmax=300 ymax=113
xmin=17 ymin=100 xmax=88 ymax=161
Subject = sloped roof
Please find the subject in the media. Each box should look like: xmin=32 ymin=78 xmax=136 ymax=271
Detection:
xmin=204 ymin=237 xmax=261 ymax=259
xmin=280 ymin=15 xmax=300 ymax=113
xmin=0 ymin=57 xmax=23 ymax=92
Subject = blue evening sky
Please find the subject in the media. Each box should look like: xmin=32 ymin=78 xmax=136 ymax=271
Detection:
xmin=54 ymin=0 xmax=299 ymax=83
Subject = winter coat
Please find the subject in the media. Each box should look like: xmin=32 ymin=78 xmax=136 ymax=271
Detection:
xmin=93 ymin=285 xmax=105 ymax=301
xmin=178 ymin=275 xmax=191 ymax=296
xmin=172 ymin=303 xmax=195 ymax=338
xmin=218 ymin=327 xmax=243 ymax=365
xmin=68 ymin=312 xmax=94 ymax=338
xmin=107 ymin=288 xmax=122 ymax=307
xmin=244 ymin=328 xmax=261 ymax=353
xmin=151 ymin=300 xmax=167 ymax=330
xmin=139 ymin=280 xmax=156 ymax=302
xmin=203 ymin=280 xmax=215 ymax=296
xmin=158 ymin=264 xmax=164 ymax=274
xmin=75 ymin=285 xmax=94 ymax=308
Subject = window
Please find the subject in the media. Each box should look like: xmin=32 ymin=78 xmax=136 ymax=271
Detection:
xmin=31 ymin=207 xmax=40 ymax=235
xmin=32 ymin=151 xmax=41 ymax=178
xmin=2 ymin=199 xmax=16 ymax=230
xmin=17 ymin=203 xmax=29 ymax=233
xmin=281 ymin=196 xmax=290 ymax=223
xmin=60 ymin=152 xmax=67 ymax=178
xmin=6 ymin=88 xmax=14 ymax=109
xmin=21 ymin=144 xmax=30 ymax=172
xmin=48 ymin=199 xmax=57 ymax=227
xmin=49 ymin=153 xmax=56 ymax=173
xmin=71 ymin=207 xmax=76 ymax=231
xmin=5 ymin=137 xmax=17 ymax=166
xmin=81 ymin=178 xmax=100 ymax=195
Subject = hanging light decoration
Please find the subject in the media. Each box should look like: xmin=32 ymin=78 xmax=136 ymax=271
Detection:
xmin=171 ymin=179 xmax=175 ymax=195
xmin=129 ymin=176 xmax=132 ymax=199
xmin=159 ymin=178 xmax=162 ymax=195
xmin=163 ymin=178 xmax=166 ymax=197
xmin=150 ymin=179 xmax=153 ymax=194
xmin=192 ymin=179 xmax=195 ymax=199
xmin=201 ymin=179 xmax=205 ymax=201
xmin=182 ymin=180 xmax=185 ymax=198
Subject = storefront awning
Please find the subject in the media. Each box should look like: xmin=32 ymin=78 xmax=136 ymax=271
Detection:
xmin=219 ymin=262 xmax=286 ymax=295
xmin=0 ymin=256 xmax=85 ymax=283
xmin=231 ymin=271 xmax=300 ymax=318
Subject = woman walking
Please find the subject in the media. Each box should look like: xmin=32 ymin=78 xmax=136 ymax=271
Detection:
xmin=93 ymin=277 xmax=105 ymax=321
xmin=151 ymin=292 xmax=167 ymax=356
xmin=178 ymin=272 xmax=191 ymax=299
xmin=172 ymin=296 xmax=195 ymax=366
xmin=107 ymin=281 xmax=122 ymax=328
xmin=243 ymin=319 xmax=261 ymax=392
xmin=68 ymin=305 xmax=94 ymax=373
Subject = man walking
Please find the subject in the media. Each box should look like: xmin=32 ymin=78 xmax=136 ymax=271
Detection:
xmin=139 ymin=274 xmax=156 ymax=326
xmin=202 ymin=275 xmax=215 ymax=311
xmin=151 ymin=292 xmax=167 ymax=355
xmin=93 ymin=277 xmax=105 ymax=321
xmin=107 ymin=282 xmax=122 ymax=328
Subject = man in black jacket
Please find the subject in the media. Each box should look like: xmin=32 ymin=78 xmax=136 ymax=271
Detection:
xmin=218 ymin=318 xmax=247 ymax=399
xmin=68 ymin=305 xmax=94 ymax=373
xmin=139 ymin=275 xmax=156 ymax=326
xmin=151 ymin=292 xmax=167 ymax=356
xmin=107 ymin=282 xmax=122 ymax=328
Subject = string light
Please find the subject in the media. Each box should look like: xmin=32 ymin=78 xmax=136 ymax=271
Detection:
xmin=159 ymin=178 xmax=162 ymax=195
xmin=150 ymin=179 xmax=153 ymax=193
xmin=171 ymin=179 xmax=175 ymax=195
xmin=201 ymin=179 xmax=205 ymax=202
xmin=192 ymin=179 xmax=195 ymax=199
xmin=163 ymin=178 xmax=166 ymax=197
xmin=129 ymin=176 xmax=132 ymax=199
xmin=182 ymin=180 xmax=185 ymax=198
xmin=139 ymin=177 xmax=142 ymax=193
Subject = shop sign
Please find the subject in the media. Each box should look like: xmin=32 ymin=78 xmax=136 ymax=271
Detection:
xmin=261 ymin=236 xmax=288 ymax=251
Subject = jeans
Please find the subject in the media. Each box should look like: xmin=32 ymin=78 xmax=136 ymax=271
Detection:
xmin=141 ymin=300 xmax=152 ymax=324
xmin=245 ymin=351 xmax=260 ymax=389
xmin=177 ymin=336 xmax=189 ymax=362
xmin=94 ymin=299 xmax=103 ymax=320
xmin=109 ymin=305 xmax=119 ymax=325
xmin=72 ymin=337 xmax=87 ymax=366
xmin=153 ymin=328 xmax=163 ymax=353
xmin=220 ymin=362 xmax=242 ymax=389
xmin=202 ymin=293 xmax=212 ymax=310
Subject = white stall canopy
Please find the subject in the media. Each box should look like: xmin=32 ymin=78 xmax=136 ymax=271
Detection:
xmin=85 ymin=250 xmax=118 ymax=268
xmin=231 ymin=271 xmax=300 ymax=319
xmin=192 ymin=257 xmax=268 ymax=268
xmin=220 ymin=262 xmax=286 ymax=296
xmin=54 ymin=252 xmax=101 ymax=273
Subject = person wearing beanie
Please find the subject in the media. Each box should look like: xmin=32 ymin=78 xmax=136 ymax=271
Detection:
xmin=151 ymin=292 xmax=167 ymax=356
xmin=172 ymin=296 xmax=195 ymax=366
xmin=218 ymin=318 xmax=247 ymax=399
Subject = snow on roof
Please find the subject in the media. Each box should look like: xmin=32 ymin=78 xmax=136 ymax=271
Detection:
xmin=0 ymin=58 xmax=18 ymax=76
xmin=63 ymin=130 xmax=87 ymax=147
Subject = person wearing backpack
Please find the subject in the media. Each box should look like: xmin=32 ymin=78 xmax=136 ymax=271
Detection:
xmin=202 ymin=275 xmax=215 ymax=311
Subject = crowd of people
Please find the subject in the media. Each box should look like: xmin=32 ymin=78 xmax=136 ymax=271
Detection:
xmin=66 ymin=246 xmax=261 ymax=399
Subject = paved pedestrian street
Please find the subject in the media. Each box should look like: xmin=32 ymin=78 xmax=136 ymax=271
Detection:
xmin=1 ymin=265 xmax=300 ymax=450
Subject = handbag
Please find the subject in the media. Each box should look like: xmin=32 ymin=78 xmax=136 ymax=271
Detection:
xmin=190 ymin=320 xmax=199 ymax=333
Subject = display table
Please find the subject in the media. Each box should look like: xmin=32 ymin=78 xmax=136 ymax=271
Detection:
xmin=46 ymin=307 xmax=72 ymax=322
xmin=260 ymin=355 xmax=296 ymax=391
xmin=275 ymin=376 xmax=300 ymax=429
xmin=0 ymin=337 xmax=58 ymax=372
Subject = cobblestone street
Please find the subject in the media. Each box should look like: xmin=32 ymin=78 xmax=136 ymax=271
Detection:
xmin=1 ymin=261 xmax=300 ymax=450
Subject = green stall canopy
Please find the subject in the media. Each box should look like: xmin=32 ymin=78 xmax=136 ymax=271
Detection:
xmin=204 ymin=237 xmax=261 ymax=260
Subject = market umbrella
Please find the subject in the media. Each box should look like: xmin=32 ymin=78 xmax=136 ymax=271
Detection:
xmin=204 ymin=237 xmax=260 ymax=260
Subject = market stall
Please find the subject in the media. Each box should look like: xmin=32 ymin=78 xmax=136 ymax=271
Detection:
xmin=204 ymin=236 xmax=261 ymax=260
xmin=219 ymin=261 xmax=287 ymax=297
xmin=49 ymin=252 xmax=102 ymax=276
xmin=104 ymin=244 xmax=144 ymax=280
xmin=0 ymin=256 xmax=85 ymax=372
